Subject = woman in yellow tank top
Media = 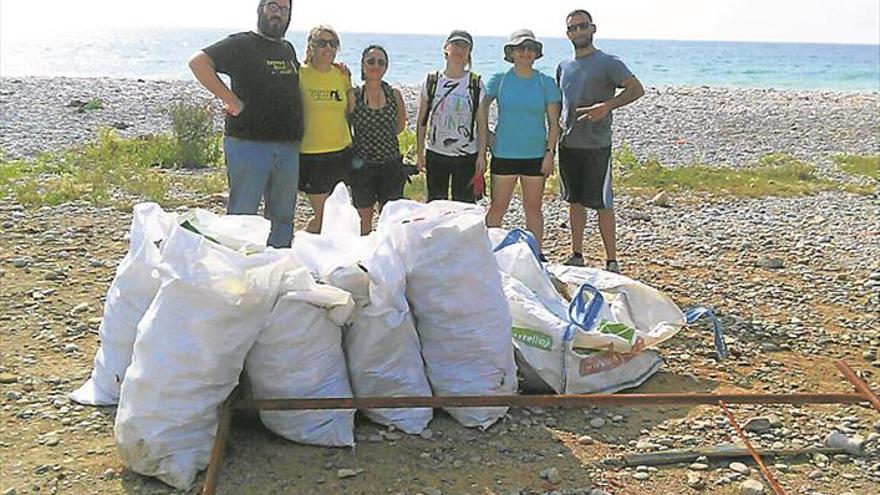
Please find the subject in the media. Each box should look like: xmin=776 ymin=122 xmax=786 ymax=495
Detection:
xmin=298 ymin=25 xmax=353 ymax=233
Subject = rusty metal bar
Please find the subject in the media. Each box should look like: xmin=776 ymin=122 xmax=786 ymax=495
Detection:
xmin=238 ymin=392 xmax=867 ymax=411
xmin=835 ymin=360 xmax=880 ymax=413
xmin=201 ymin=392 xmax=235 ymax=495
xmin=720 ymin=400 xmax=788 ymax=495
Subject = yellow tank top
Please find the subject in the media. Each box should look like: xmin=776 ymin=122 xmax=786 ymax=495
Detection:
xmin=298 ymin=65 xmax=352 ymax=154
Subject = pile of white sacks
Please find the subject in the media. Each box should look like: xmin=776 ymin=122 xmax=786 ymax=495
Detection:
xmin=69 ymin=185 xmax=701 ymax=490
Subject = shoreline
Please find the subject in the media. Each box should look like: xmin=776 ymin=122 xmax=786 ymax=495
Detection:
xmin=1 ymin=76 xmax=878 ymax=171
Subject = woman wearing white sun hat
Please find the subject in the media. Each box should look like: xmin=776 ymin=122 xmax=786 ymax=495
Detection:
xmin=478 ymin=29 xmax=562 ymax=260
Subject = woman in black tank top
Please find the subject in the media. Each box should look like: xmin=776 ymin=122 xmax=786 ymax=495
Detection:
xmin=348 ymin=45 xmax=408 ymax=235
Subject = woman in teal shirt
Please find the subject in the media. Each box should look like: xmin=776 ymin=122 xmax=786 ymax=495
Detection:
xmin=478 ymin=29 xmax=561 ymax=259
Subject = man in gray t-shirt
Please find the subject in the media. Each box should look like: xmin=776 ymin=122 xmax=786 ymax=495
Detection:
xmin=556 ymin=9 xmax=644 ymax=274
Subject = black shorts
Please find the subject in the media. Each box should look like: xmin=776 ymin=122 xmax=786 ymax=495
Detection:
xmin=298 ymin=147 xmax=353 ymax=195
xmin=350 ymin=157 xmax=405 ymax=208
xmin=558 ymin=146 xmax=613 ymax=209
xmin=425 ymin=150 xmax=478 ymax=203
xmin=490 ymin=157 xmax=544 ymax=177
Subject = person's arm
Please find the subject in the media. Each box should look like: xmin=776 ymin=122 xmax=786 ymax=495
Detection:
xmin=346 ymin=87 xmax=357 ymax=115
xmin=393 ymin=89 xmax=407 ymax=134
xmin=576 ymin=75 xmax=644 ymax=122
xmin=415 ymin=95 xmax=429 ymax=172
xmin=188 ymin=51 xmax=243 ymax=116
xmin=542 ymin=102 xmax=562 ymax=176
xmin=475 ymin=94 xmax=494 ymax=174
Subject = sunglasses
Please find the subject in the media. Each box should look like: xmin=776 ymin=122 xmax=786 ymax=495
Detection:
xmin=365 ymin=57 xmax=387 ymax=67
xmin=514 ymin=43 xmax=540 ymax=53
xmin=313 ymin=38 xmax=339 ymax=49
xmin=264 ymin=2 xmax=290 ymax=14
xmin=566 ymin=21 xmax=593 ymax=33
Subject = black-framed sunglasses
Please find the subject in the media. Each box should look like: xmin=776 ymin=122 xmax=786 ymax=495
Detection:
xmin=567 ymin=21 xmax=593 ymax=33
xmin=365 ymin=57 xmax=387 ymax=67
xmin=514 ymin=43 xmax=540 ymax=53
xmin=313 ymin=38 xmax=339 ymax=49
xmin=265 ymin=2 xmax=290 ymax=14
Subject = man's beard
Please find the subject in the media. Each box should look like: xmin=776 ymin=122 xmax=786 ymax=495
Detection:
xmin=572 ymin=34 xmax=593 ymax=49
xmin=258 ymin=14 xmax=288 ymax=39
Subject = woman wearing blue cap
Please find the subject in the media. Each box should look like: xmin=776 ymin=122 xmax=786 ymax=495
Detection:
xmin=479 ymin=29 xmax=562 ymax=259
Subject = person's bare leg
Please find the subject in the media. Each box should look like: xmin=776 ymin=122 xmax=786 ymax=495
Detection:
xmin=569 ymin=202 xmax=587 ymax=255
xmin=597 ymin=208 xmax=617 ymax=261
xmin=520 ymin=175 xmax=546 ymax=251
xmin=486 ymin=175 xmax=517 ymax=228
xmin=306 ymin=193 xmax=328 ymax=234
xmin=357 ymin=206 xmax=374 ymax=236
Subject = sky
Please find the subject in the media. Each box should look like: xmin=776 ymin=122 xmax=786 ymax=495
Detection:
xmin=2 ymin=0 xmax=879 ymax=44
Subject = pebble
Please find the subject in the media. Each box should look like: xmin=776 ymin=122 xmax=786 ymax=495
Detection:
xmin=0 ymin=373 xmax=19 ymax=384
xmin=577 ymin=435 xmax=595 ymax=445
xmin=10 ymin=258 xmax=30 ymax=268
xmin=539 ymin=467 xmax=561 ymax=484
xmin=589 ymin=417 xmax=607 ymax=429
xmin=730 ymin=462 xmax=750 ymax=474
xmin=336 ymin=468 xmax=362 ymax=479
xmin=756 ymin=257 xmax=785 ymax=269
xmin=824 ymin=432 xmax=865 ymax=456
xmin=743 ymin=417 xmax=772 ymax=433
xmin=686 ymin=471 xmax=704 ymax=488
xmin=652 ymin=191 xmax=671 ymax=207
xmin=740 ymin=479 xmax=765 ymax=495
xmin=689 ymin=462 xmax=709 ymax=471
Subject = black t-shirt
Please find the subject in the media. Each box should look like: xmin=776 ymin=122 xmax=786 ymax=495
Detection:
xmin=203 ymin=32 xmax=303 ymax=143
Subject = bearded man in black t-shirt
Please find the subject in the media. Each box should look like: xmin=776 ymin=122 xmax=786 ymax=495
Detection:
xmin=188 ymin=0 xmax=303 ymax=248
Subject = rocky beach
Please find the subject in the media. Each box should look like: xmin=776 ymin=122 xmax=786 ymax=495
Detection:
xmin=1 ymin=76 xmax=879 ymax=495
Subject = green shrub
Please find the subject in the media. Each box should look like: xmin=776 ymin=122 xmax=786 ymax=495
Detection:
xmin=169 ymin=101 xmax=223 ymax=168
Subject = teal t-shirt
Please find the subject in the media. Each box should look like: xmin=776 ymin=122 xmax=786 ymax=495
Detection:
xmin=486 ymin=69 xmax=561 ymax=159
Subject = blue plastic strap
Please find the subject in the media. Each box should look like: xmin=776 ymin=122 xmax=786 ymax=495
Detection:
xmin=566 ymin=283 xmax=605 ymax=342
xmin=493 ymin=227 xmax=542 ymax=261
xmin=684 ymin=306 xmax=729 ymax=359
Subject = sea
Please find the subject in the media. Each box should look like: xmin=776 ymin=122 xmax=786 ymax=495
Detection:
xmin=2 ymin=28 xmax=878 ymax=92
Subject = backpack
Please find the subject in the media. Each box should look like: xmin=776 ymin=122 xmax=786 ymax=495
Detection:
xmin=421 ymin=71 xmax=482 ymax=142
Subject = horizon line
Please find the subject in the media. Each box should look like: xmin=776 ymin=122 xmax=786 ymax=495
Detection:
xmin=3 ymin=24 xmax=879 ymax=47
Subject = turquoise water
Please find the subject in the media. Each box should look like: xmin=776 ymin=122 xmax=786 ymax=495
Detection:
xmin=2 ymin=28 xmax=878 ymax=91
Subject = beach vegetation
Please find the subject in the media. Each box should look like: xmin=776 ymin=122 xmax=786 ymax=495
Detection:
xmin=834 ymin=154 xmax=880 ymax=181
xmin=169 ymin=101 xmax=223 ymax=168
xmin=9 ymin=128 xmax=170 ymax=208
xmin=0 ymin=151 xmax=27 ymax=197
xmin=614 ymin=146 xmax=869 ymax=197
xmin=178 ymin=170 xmax=228 ymax=198
xmin=82 ymin=98 xmax=104 ymax=111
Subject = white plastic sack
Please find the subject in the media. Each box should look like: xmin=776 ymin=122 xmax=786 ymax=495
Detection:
xmin=290 ymin=186 xmax=432 ymax=434
xmin=70 ymin=203 xmax=177 ymax=405
xmin=292 ymin=184 xmax=378 ymax=280
xmin=548 ymin=265 xmax=687 ymax=353
xmin=343 ymin=286 xmax=433 ymax=434
xmin=377 ymin=200 xmax=516 ymax=429
xmin=114 ymin=221 xmax=294 ymax=490
xmin=71 ymin=206 xmax=276 ymax=407
xmin=503 ymin=274 xmax=662 ymax=394
xmin=246 ymin=267 xmax=356 ymax=447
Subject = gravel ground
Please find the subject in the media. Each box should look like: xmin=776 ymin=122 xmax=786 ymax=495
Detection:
xmin=1 ymin=76 xmax=879 ymax=495
xmin=2 ymin=76 xmax=879 ymax=174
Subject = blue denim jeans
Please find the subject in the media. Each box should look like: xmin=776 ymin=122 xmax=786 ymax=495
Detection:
xmin=223 ymin=136 xmax=300 ymax=248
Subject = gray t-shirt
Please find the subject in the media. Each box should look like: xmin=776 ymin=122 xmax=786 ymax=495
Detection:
xmin=556 ymin=50 xmax=633 ymax=149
